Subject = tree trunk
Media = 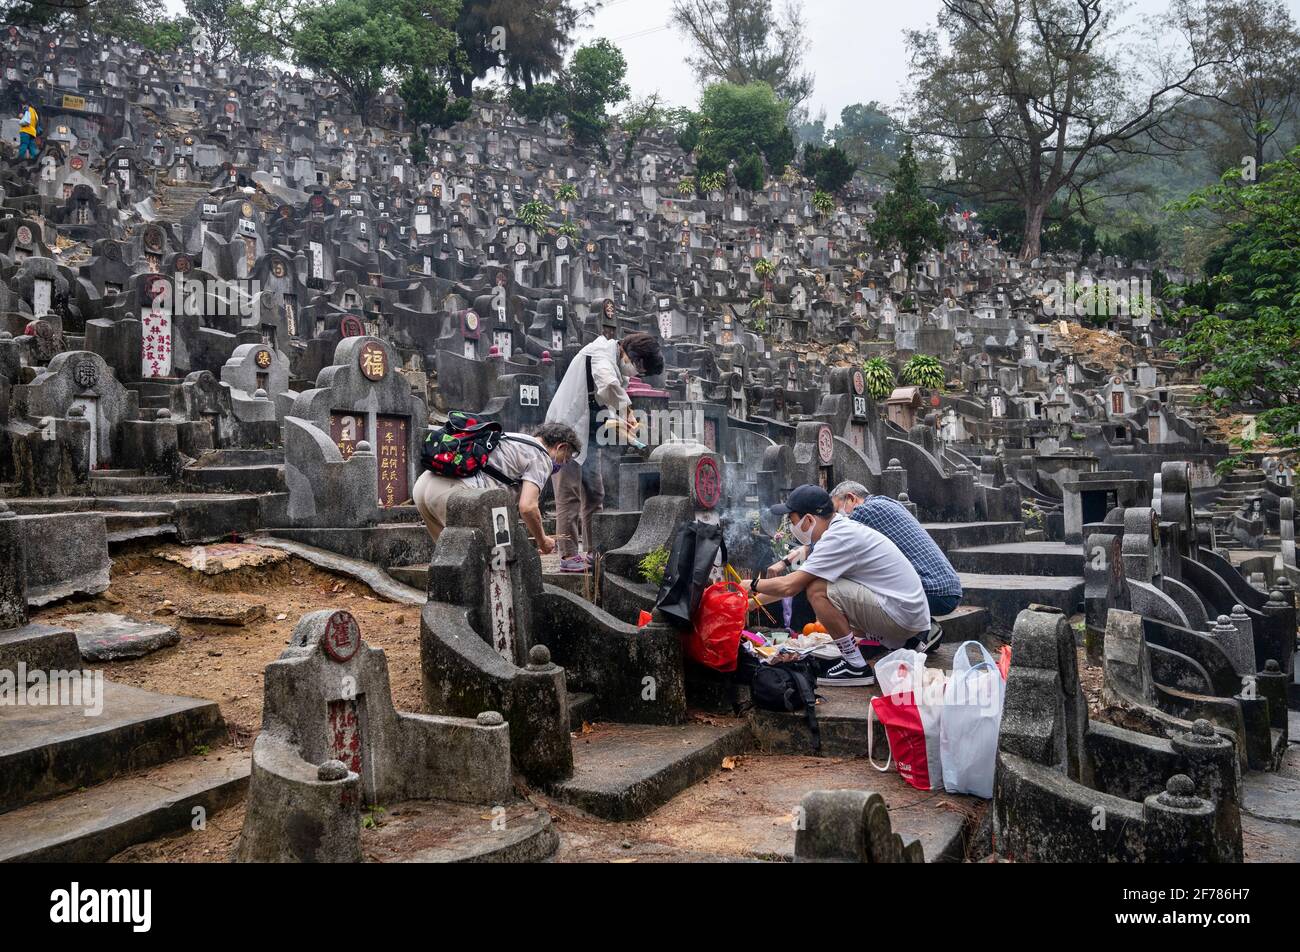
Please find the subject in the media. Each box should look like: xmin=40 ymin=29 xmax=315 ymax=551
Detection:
xmin=1020 ymin=200 xmax=1047 ymax=262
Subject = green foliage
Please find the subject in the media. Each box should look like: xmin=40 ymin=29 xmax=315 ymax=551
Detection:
xmin=753 ymin=258 xmax=775 ymax=279
xmin=900 ymin=354 xmax=945 ymax=391
xmin=692 ymin=82 xmax=795 ymax=180
xmin=509 ymin=82 xmax=566 ymax=122
xmin=677 ymin=176 xmax=696 ymax=197
xmin=803 ymin=144 xmax=856 ymax=193
xmin=564 ymin=38 xmax=629 ymax=160
xmin=290 ymin=0 xmax=459 ymax=120
xmin=556 ymin=220 xmax=579 ymax=238
xmin=734 ymin=153 xmax=766 ymax=191
xmin=1165 ymin=146 xmax=1300 ymax=448
xmin=812 ymin=190 xmax=834 ymax=216
xmin=862 ymin=357 xmax=895 ymax=399
xmin=699 ymin=169 xmax=726 ymax=194
xmin=400 ymin=71 xmax=471 ymax=130
xmin=830 ymin=102 xmax=900 ymax=180
xmin=447 ymin=0 xmax=583 ymax=98
xmin=555 ymin=183 xmax=579 ymax=203
xmin=518 ymin=199 xmax=552 ymax=230
xmin=869 ymin=140 xmax=944 ymax=271
xmin=639 ymin=546 xmax=670 ymax=587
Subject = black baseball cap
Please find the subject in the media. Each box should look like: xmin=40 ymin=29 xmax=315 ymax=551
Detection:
xmin=770 ymin=484 xmax=835 ymax=518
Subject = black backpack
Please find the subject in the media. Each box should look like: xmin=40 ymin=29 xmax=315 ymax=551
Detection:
xmin=750 ymin=659 xmax=822 ymax=753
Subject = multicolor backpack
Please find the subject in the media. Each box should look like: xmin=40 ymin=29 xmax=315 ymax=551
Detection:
xmin=421 ymin=412 xmax=506 ymax=480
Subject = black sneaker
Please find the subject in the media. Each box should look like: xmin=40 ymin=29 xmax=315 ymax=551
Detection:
xmin=817 ymin=660 xmax=875 ymax=686
xmin=904 ymin=623 xmax=944 ymax=654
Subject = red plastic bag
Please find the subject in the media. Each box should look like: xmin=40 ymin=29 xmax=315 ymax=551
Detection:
xmin=684 ymin=581 xmax=747 ymax=672
xmin=997 ymin=645 xmax=1011 ymax=681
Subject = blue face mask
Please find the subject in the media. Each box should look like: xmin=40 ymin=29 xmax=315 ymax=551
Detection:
xmin=552 ymin=460 xmax=563 ymax=474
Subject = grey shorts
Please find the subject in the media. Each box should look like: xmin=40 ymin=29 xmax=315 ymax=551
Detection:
xmin=827 ymin=578 xmax=923 ymax=650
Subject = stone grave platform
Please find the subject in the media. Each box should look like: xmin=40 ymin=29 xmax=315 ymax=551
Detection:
xmin=0 ymin=750 xmax=248 ymax=863
xmin=0 ymin=677 xmax=229 ymax=813
xmin=550 ymin=718 xmax=754 ymax=821
xmin=360 ymin=799 xmax=559 ymax=863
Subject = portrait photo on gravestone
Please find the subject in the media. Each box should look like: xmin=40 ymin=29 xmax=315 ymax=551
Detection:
xmin=0 ymin=0 xmax=1294 ymax=913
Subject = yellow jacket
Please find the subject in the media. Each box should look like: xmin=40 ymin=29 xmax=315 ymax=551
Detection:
xmin=19 ymin=106 xmax=37 ymax=136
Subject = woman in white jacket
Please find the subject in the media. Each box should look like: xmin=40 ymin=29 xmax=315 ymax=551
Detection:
xmin=545 ymin=331 xmax=663 ymax=571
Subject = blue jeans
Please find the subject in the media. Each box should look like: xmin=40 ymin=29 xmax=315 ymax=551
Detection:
xmin=927 ymin=592 xmax=961 ymax=618
xmin=18 ymin=132 xmax=37 ymax=159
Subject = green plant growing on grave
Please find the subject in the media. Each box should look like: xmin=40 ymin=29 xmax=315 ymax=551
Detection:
xmin=361 ymin=804 xmax=386 ymax=830
xmin=555 ymin=182 xmax=579 ymax=203
xmin=900 ymin=354 xmax=944 ymax=391
xmin=192 ymin=743 xmax=211 ymax=756
xmin=699 ymin=170 xmax=726 ymax=194
xmin=753 ymin=258 xmax=775 ymax=280
xmin=747 ymin=297 xmax=770 ymax=333
xmin=862 ymin=357 xmax=895 ymax=399
xmin=518 ymin=199 xmax=552 ymax=230
xmin=812 ymin=190 xmax=834 ymax=216
xmin=1070 ymin=431 xmax=1086 ymax=440
xmin=678 ymin=176 xmax=696 ymax=196
xmin=639 ymin=545 xmax=670 ymax=587
xmin=556 ymin=220 xmax=580 ymax=238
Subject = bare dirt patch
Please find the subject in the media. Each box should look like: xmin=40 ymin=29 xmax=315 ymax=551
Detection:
xmin=32 ymin=540 xmax=422 ymax=741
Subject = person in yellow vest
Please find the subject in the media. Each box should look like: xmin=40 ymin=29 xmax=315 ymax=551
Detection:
xmin=17 ymin=102 xmax=39 ymax=160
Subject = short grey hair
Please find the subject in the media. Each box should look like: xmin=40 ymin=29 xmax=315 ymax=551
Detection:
xmin=830 ymin=480 xmax=870 ymax=501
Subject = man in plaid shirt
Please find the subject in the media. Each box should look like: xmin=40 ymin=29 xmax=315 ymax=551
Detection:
xmin=830 ymin=481 xmax=963 ymax=617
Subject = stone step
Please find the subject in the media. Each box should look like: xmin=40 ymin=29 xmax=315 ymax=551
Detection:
xmin=550 ymin=720 xmax=753 ymax=821
xmin=567 ymin=691 xmax=598 ymax=732
xmin=0 ymin=679 xmax=228 ymax=814
xmin=922 ymin=521 xmax=1025 ymax=551
xmin=0 ymin=623 xmax=82 ymax=674
xmin=958 ymin=573 xmax=1084 ymax=632
xmin=182 ymin=463 xmax=284 ymax=494
xmin=936 ymin=604 xmax=991 ymax=643
xmin=103 ymin=509 xmax=177 ymax=544
xmin=89 ymin=474 xmax=172 ymax=495
xmin=388 ymin=563 xmax=428 ymax=589
xmin=946 ymin=541 xmax=1084 ymax=578
xmin=190 ymin=448 xmax=285 ymax=468
xmin=0 ymin=752 xmax=249 ymax=862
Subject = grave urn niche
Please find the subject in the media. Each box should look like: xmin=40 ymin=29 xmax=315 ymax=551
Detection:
xmin=283 ymin=336 xmax=427 ymax=524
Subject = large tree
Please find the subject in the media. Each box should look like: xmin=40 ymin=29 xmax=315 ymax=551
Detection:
xmin=905 ymin=0 xmax=1219 ymax=261
xmin=688 ymin=80 xmax=796 ymax=181
xmin=831 ymin=102 xmax=900 ymax=180
xmin=445 ymin=0 xmax=585 ymax=98
xmin=670 ymin=0 xmax=813 ymax=110
xmin=1172 ymin=0 xmax=1300 ymax=175
xmin=266 ymin=0 xmax=458 ymax=121
xmin=186 ymin=0 xmax=237 ymax=60
xmin=562 ymin=37 xmax=628 ymax=160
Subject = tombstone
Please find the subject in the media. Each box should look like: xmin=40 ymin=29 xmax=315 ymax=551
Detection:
xmin=236 ymin=609 xmax=517 ymax=863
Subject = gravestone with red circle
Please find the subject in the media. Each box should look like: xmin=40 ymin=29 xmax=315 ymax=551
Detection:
xmin=322 ymin=610 xmax=360 ymax=662
xmin=694 ymin=456 xmax=722 ymax=510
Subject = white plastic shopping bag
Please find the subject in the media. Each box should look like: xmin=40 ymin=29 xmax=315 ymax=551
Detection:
xmin=939 ymin=641 xmax=1005 ymax=798
xmin=868 ymin=648 xmax=946 ymax=791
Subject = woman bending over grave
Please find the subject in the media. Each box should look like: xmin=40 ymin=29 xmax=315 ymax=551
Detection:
xmin=413 ymin=421 xmax=581 ymax=554
xmin=545 ymin=331 xmax=664 ymax=573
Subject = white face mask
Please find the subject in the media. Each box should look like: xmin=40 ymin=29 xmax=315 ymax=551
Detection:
xmin=789 ymin=515 xmax=815 ymax=545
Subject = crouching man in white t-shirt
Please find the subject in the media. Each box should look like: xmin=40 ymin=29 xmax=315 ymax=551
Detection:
xmin=741 ymin=484 xmax=931 ymax=687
